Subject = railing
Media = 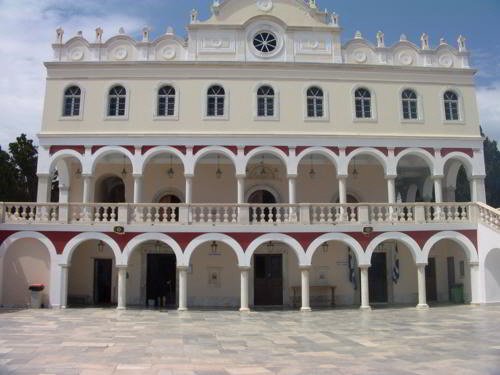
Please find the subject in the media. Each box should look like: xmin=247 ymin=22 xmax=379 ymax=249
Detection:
xmin=0 ymin=202 xmax=479 ymax=226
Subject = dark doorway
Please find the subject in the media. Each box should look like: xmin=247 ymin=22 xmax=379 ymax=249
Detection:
xmin=99 ymin=176 xmax=125 ymax=203
xmin=248 ymin=190 xmax=277 ymax=222
xmin=158 ymin=194 xmax=181 ymax=222
xmin=146 ymin=254 xmax=177 ymax=307
xmin=426 ymin=257 xmax=438 ymax=302
xmin=93 ymin=258 xmax=112 ymax=304
xmin=447 ymin=257 xmax=456 ymax=300
xmin=369 ymin=252 xmax=388 ymax=303
xmin=254 ymin=254 xmax=283 ymax=305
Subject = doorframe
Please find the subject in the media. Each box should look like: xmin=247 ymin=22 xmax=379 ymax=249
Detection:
xmin=93 ymin=258 xmax=113 ymax=305
xmin=370 ymin=245 xmax=391 ymax=304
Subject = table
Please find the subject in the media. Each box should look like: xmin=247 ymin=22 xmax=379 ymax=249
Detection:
xmin=291 ymin=285 xmax=336 ymax=308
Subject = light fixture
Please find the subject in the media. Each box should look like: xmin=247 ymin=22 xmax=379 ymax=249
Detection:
xmin=97 ymin=240 xmax=104 ymax=253
xmin=215 ymin=155 xmax=223 ymax=179
xmin=322 ymin=242 xmax=329 ymax=253
xmin=352 ymin=157 xmax=359 ymax=178
xmin=75 ymin=167 xmax=82 ymax=178
xmin=121 ymin=155 xmax=128 ymax=178
xmin=210 ymin=241 xmax=219 ymax=254
xmin=309 ymin=155 xmax=316 ymax=179
xmin=167 ymin=155 xmax=175 ymax=178
xmin=154 ymin=240 xmax=161 ymax=252
xmin=260 ymin=155 xmax=266 ymax=175
xmin=267 ymin=241 xmax=274 ymax=251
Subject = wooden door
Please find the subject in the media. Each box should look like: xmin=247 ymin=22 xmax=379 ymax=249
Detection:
xmin=93 ymin=258 xmax=112 ymax=304
xmin=146 ymin=254 xmax=177 ymax=306
xmin=254 ymin=254 xmax=283 ymax=305
xmin=369 ymin=253 xmax=388 ymax=303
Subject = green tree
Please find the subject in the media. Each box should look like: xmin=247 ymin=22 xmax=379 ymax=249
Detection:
xmin=0 ymin=146 xmax=19 ymax=201
xmin=7 ymin=134 xmax=38 ymax=202
xmin=483 ymin=132 xmax=500 ymax=208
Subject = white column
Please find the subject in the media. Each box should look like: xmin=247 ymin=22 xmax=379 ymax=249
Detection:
xmin=288 ymin=176 xmax=296 ymax=204
xmin=416 ymin=264 xmax=429 ymax=309
xmin=36 ymin=175 xmax=50 ymax=203
xmin=185 ymin=176 xmax=193 ymax=204
xmin=360 ymin=265 xmax=371 ymax=310
xmin=133 ymin=176 xmax=143 ymax=204
xmin=82 ymin=175 xmax=92 ymax=203
xmin=470 ymin=263 xmax=480 ymax=305
xmin=60 ymin=264 xmax=70 ymax=309
xmin=433 ymin=176 xmax=443 ymax=203
xmin=471 ymin=177 xmax=486 ymax=203
xmin=338 ymin=176 xmax=347 ymax=204
xmin=178 ymin=266 xmax=188 ymax=311
xmin=117 ymin=266 xmax=127 ymax=310
xmin=300 ymin=266 xmax=311 ymax=312
xmin=386 ymin=176 xmax=396 ymax=204
xmin=237 ymin=176 xmax=245 ymax=204
xmin=239 ymin=266 xmax=250 ymax=312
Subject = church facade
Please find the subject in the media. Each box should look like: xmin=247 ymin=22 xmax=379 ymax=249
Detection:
xmin=2 ymin=0 xmax=500 ymax=311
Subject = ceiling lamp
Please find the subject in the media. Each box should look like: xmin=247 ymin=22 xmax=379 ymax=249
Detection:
xmin=167 ymin=154 xmax=175 ymax=178
xmin=121 ymin=155 xmax=128 ymax=178
xmin=97 ymin=240 xmax=104 ymax=253
xmin=309 ymin=155 xmax=316 ymax=179
xmin=351 ymin=157 xmax=359 ymax=178
xmin=215 ymin=155 xmax=223 ymax=179
xmin=322 ymin=242 xmax=329 ymax=253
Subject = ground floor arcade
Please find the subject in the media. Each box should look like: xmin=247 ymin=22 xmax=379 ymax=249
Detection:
xmin=0 ymin=229 xmax=493 ymax=311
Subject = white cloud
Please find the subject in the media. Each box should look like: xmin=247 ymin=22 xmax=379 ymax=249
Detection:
xmin=0 ymin=0 xmax=145 ymax=148
xmin=477 ymin=82 xmax=500 ymax=141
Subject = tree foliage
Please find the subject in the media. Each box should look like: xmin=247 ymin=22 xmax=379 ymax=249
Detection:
xmin=482 ymin=131 xmax=500 ymax=208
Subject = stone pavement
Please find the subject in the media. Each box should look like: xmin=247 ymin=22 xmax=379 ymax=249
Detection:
xmin=0 ymin=305 xmax=499 ymax=375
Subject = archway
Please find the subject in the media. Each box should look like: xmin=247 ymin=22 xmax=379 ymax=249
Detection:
xmin=296 ymin=152 xmax=337 ymax=203
xmin=346 ymin=151 xmax=387 ymax=202
xmin=443 ymin=158 xmax=471 ymax=202
xmin=248 ymin=188 xmax=277 ymax=223
xmin=485 ymin=249 xmax=500 ymax=303
xmin=94 ymin=175 xmax=125 ymax=222
xmin=92 ymin=150 xmax=133 ymax=203
xmin=396 ymin=154 xmax=432 ymax=202
xmin=143 ymin=150 xmax=185 ymax=203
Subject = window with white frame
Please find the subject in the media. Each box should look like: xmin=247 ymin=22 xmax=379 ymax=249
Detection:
xmin=157 ymin=85 xmax=176 ymax=117
xmin=257 ymin=85 xmax=275 ymax=117
xmin=108 ymin=85 xmax=127 ymax=117
xmin=63 ymin=86 xmax=81 ymax=117
xmin=306 ymin=87 xmax=324 ymax=118
xmin=401 ymin=89 xmax=418 ymax=120
xmin=444 ymin=90 xmax=459 ymax=121
xmin=207 ymin=85 xmax=225 ymax=117
xmin=354 ymin=88 xmax=371 ymax=119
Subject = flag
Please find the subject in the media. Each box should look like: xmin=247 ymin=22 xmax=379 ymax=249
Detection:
xmin=392 ymin=244 xmax=400 ymax=284
xmin=348 ymin=248 xmax=357 ymax=290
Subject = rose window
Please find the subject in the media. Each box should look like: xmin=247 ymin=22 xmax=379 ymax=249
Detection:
xmin=253 ymin=32 xmax=277 ymax=53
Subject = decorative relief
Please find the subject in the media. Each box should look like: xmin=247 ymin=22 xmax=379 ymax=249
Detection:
xmin=69 ymin=48 xmax=84 ymax=61
xmin=300 ymin=40 xmax=326 ymax=51
xmin=352 ymin=49 xmax=367 ymax=63
xmin=398 ymin=51 xmax=414 ymax=66
xmin=256 ymin=0 xmax=273 ymax=12
xmin=202 ymin=38 xmax=230 ymax=49
xmin=438 ymin=54 xmax=454 ymax=68
xmin=113 ymin=47 xmax=128 ymax=60
xmin=161 ymin=46 xmax=176 ymax=60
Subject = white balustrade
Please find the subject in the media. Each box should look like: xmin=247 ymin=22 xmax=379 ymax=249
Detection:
xmin=369 ymin=204 xmax=415 ymax=223
xmin=425 ymin=203 xmax=470 ymax=222
xmin=69 ymin=203 xmax=121 ymax=224
xmin=310 ymin=204 xmax=358 ymax=224
xmin=478 ymin=203 xmax=500 ymax=231
xmin=249 ymin=204 xmax=299 ymax=224
xmin=191 ymin=205 xmax=238 ymax=224
xmin=3 ymin=203 xmax=59 ymax=223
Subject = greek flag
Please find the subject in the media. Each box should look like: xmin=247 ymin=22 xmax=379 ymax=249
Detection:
xmin=392 ymin=244 xmax=400 ymax=284
xmin=348 ymin=248 xmax=357 ymax=290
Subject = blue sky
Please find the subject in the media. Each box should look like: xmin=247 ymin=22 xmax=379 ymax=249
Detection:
xmin=0 ymin=0 xmax=499 ymax=146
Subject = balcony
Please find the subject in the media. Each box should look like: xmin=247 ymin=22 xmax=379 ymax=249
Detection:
xmin=1 ymin=202 xmax=476 ymax=226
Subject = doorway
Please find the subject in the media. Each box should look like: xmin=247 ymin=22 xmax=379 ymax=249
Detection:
xmin=369 ymin=252 xmax=388 ymax=303
xmin=93 ymin=258 xmax=112 ymax=305
xmin=248 ymin=189 xmax=277 ymax=222
xmin=158 ymin=194 xmax=181 ymax=222
xmin=426 ymin=257 xmax=438 ymax=302
xmin=146 ymin=254 xmax=177 ymax=307
xmin=254 ymin=254 xmax=283 ymax=305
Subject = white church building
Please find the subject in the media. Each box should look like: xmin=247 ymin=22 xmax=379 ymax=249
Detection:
xmin=2 ymin=0 xmax=500 ymax=311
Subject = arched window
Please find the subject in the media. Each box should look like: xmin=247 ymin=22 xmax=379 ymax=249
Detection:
xmin=108 ymin=85 xmax=126 ymax=117
xmin=207 ymin=85 xmax=225 ymax=117
xmin=444 ymin=90 xmax=459 ymax=121
xmin=306 ymin=87 xmax=324 ymax=118
xmin=401 ymin=89 xmax=418 ymax=120
xmin=354 ymin=88 xmax=371 ymax=119
xmin=63 ymin=86 xmax=81 ymax=117
xmin=257 ymin=85 xmax=274 ymax=117
xmin=157 ymin=85 xmax=176 ymax=117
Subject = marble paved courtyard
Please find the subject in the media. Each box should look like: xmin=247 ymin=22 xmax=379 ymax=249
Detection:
xmin=0 ymin=305 xmax=499 ymax=375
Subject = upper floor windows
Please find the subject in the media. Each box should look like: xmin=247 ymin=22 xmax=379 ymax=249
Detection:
xmin=157 ymin=85 xmax=176 ymax=117
xmin=63 ymin=86 xmax=81 ymax=117
xmin=257 ymin=85 xmax=275 ymax=117
xmin=444 ymin=90 xmax=459 ymax=121
xmin=306 ymin=87 xmax=324 ymax=118
xmin=354 ymin=88 xmax=372 ymax=119
xmin=401 ymin=89 xmax=418 ymax=120
xmin=108 ymin=85 xmax=127 ymax=117
xmin=206 ymin=85 xmax=225 ymax=117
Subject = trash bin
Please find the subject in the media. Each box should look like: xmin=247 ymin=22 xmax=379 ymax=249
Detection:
xmin=28 ymin=284 xmax=45 ymax=308
xmin=450 ymin=284 xmax=464 ymax=303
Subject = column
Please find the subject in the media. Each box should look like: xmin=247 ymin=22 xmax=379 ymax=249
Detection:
xmin=36 ymin=174 xmax=50 ymax=203
xmin=470 ymin=263 xmax=480 ymax=305
xmin=58 ymin=186 xmax=70 ymax=222
xmin=117 ymin=266 xmax=127 ymax=310
xmin=359 ymin=265 xmax=371 ymax=310
xmin=185 ymin=176 xmax=193 ymax=204
xmin=239 ymin=266 xmax=250 ymax=312
xmin=178 ymin=266 xmax=188 ymax=311
xmin=433 ymin=176 xmax=443 ymax=203
xmin=338 ymin=176 xmax=347 ymax=204
xmin=300 ymin=266 xmax=311 ymax=312
xmin=237 ymin=176 xmax=245 ymax=204
xmin=288 ymin=176 xmax=296 ymax=204
xmin=471 ymin=177 xmax=486 ymax=203
xmin=60 ymin=264 xmax=70 ymax=309
xmin=386 ymin=176 xmax=396 ymax=204
xmin=82 ymin=175 xmax=92 ymax=203
xmin=133 ymin=175 xmax=143 ymax=203
xmin=416 ymin=264 xmax=429 ymax=309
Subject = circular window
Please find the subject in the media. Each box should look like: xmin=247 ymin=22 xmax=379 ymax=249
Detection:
xmin=253 ymin=32 xmax=277 ymax=54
